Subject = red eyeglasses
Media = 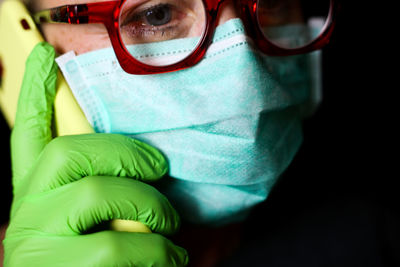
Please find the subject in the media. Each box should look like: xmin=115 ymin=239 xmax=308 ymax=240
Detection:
xmin=34 ymin=0 xmax=340 ymax=75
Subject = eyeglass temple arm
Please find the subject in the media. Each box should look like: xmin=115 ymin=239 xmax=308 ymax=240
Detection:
xmin=33 ymin=5 xmax=89 ymax=24
xmin=33 ymin=1 xmax=119 ymax=25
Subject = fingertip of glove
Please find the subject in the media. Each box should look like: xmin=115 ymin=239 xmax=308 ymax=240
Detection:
xmin=132 ymin=138 xmax=169 ymax=180
xmin=176 ymin=245 xmax=189 ymax=266
xmin=156 ymin=154 xmax=169 ymax=177
xmin=27 ymin=42 xmax=56 ymax=65
xmin=36 ymin=41 xmax=55 ymax=53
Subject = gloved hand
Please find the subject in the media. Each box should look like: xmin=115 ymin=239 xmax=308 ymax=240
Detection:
xmin=3 ymin=42 xmax=188 ymax=267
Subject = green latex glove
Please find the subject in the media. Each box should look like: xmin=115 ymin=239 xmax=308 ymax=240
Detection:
xmin=3 ymin=42 xmax=188 ymax=267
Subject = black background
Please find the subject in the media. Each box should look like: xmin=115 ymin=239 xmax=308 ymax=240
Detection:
xmin=220 ymin=2 xmax=398 ymax=266
xmin=1 ymin=1 xmax=398 ymax=266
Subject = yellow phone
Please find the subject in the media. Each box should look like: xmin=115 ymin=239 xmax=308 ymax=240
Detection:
xmin=0 ymin=0 xmax=150 ymax=233
xmin=0 ymin=0 xmax=93 ymax=135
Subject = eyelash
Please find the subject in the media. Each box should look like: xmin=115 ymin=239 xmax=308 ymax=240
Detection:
xmin=121 ymin=4 xmax=176 ymax=37
xmin=123 ymin=25 xmax=175 ymax=38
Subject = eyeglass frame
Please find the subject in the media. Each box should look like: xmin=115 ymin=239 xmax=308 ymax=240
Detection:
xmin=33 ymin=0 xmax=340 ymax=75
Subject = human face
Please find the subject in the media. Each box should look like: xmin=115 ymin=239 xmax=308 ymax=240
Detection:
xmin=34 ymin=0 xmax=239 ymax=55
xmin=33 ymin=0 xmax=338 ymax=74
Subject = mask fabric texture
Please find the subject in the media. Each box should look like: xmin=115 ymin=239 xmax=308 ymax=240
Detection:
xmin=56 ymin=18 xmax=321 ymax=226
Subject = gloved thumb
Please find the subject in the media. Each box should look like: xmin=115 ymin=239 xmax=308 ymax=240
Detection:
xmin=11 ymin=42 xmax=57 ymax=190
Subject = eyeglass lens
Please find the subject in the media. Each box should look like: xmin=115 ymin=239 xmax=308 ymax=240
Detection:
xmin=119 ymin=0 xmax=331 ymax=67
xmin=258 ymin=0 xmax=331 ymax=49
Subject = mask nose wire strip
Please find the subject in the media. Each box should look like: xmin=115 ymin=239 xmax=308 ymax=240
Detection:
xmin=204 ymin=34 xmax=255 ymax=58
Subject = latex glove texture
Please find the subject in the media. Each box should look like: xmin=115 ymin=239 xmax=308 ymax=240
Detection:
xmin=3 ymin=42 xmax=188 ymax=267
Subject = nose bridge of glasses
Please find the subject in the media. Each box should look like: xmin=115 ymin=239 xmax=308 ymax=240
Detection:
xmin=215 ymin=0 xmax=241 ymax=26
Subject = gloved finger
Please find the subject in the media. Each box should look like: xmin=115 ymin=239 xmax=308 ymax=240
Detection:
xmin=11 ymin=42 xmax=57 ymax=188
xmin=3 ymin=231 xmax=188 ymax=267
xmin=21 ymin=133 xmax=168 ymax=196
xmin=11 ymin=176 xmax=180 ymax=236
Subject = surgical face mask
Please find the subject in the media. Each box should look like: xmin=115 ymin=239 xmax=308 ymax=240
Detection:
xmin=56 ymin=18 xmax=322 ymax=226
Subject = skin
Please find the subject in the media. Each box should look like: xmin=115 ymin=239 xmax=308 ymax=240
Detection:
xmin=30 ymin=0 xmax=303 ymax=55
xmin=0 ymin=2 xmax=240 ymax=266
xmin=33 ymin=0 xmax=239 ymax=55
xmin=1 ymin=0 xmax=303 ymax=266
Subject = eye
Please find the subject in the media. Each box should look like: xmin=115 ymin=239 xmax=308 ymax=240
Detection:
xmin=119 ymin=0 xmax=202 ymax=44
xmin=144 ymin=4 xmax=172 ymax=26
xmin=121 ymin=3 xmax=173 ymax=28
